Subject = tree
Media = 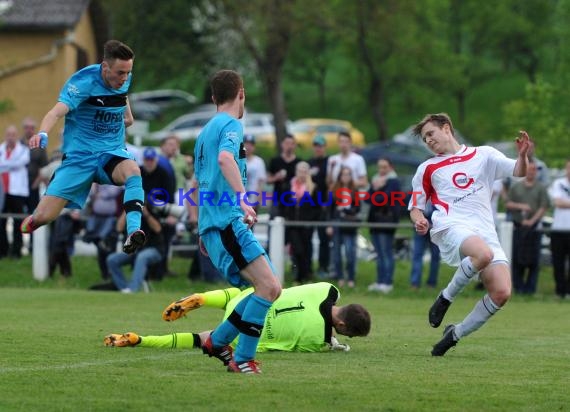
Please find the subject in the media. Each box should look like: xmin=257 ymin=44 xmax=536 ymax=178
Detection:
xmin=503 ymin=78 xmax=566 ymax=167
xmin=217 ymin=0 xmax=297 ymax=146
xmin=334 ymin=0 xmax=429 ymax=141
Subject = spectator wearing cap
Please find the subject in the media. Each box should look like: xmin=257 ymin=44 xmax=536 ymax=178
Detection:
xmin=267 ymin=133 xmax=301 ymax=218
xmin=244 ymin=134 xmax=267 ymax=213
xmin=308 ymin=135 xmax=331 ymax=277
xmin=140 ymin=146 xmax=176 ymax=280
xmin=141 ymin=147 xmax=175 ymax=203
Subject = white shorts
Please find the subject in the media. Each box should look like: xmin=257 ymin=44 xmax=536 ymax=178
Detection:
xmin=431 ymin=225 xmax=508 ymax=267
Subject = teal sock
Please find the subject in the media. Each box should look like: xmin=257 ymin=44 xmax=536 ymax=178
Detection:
xmin=234 ymin=294 xmax=272 ymax=362
xmin=123 ymin=175 xmax=144 ymax=235
xmin=211 ymin=294 xmax=251 ymax=347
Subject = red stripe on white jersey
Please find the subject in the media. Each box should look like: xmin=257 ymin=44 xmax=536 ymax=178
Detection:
xmin=422 ymin=148 xmax=477 ymax=214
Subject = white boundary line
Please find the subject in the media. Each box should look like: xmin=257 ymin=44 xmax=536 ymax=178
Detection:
xmin=0 ymin=351 xmax=199 ymax=374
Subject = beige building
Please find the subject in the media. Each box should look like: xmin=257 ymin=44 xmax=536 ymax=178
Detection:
xmin=0 ymin=0 xmax=108 ymax=151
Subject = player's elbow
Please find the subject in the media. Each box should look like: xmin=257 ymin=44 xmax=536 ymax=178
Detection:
xmin=217 ymin=152 xmax=233 ymax=168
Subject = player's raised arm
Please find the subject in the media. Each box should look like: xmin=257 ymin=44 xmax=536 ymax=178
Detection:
xmin=29 ymin=102 xmax=69 ymax=149
xmin=513 ymin=130 xmax=533 ymax=177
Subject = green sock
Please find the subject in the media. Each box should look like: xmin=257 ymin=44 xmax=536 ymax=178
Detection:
xmin=202 ymin=288 xmax=241 ymax=309
xmin=139 ymin=333 xmax=196 ymax=349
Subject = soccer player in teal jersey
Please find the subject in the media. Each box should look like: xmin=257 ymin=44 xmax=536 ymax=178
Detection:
xmin=105 ymin=282 xmax=371 ymax=353
xmin=21 ymin=40 xmax=146 ymax=254
xmin=189 ymin=70 xmax=282 ymax=373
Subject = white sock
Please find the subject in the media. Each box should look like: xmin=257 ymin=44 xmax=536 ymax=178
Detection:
xmin=442 ymin=257 xmax=478 ymax=301
xmin=454 ymin=294 xmax=500 ymax=339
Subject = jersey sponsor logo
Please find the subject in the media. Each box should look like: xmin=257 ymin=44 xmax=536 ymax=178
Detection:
xmin=96 ymin=98 xmax=105 ymax=106
xmin=94 ymin=110 xmax=124 ymax=123
xmin=452 ymin=172 xmax=475 ymax=189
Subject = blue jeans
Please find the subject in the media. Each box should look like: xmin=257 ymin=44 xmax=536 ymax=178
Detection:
xmin=409 ymin=232 xmax=440 ymax=287
xmin=107 ymin=247 xmax=162 ymax=292
xmin=333 ymin=229 xmax=356 ymax=281
xmin=371 ymin=232 xmax=396 ymax=285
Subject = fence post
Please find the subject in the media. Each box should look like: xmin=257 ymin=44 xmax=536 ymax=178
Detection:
xmin=269 ymin=216 xmax=285 ymax=285
xmin=498 ymin=220 xmax=513 ymax=262
xmin=33 ymin=224 xmax=49 ymax=281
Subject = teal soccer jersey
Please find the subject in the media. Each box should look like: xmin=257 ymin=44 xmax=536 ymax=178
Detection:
xmin=225 ymin=282 xmax=339 ymax=352
xmin=58 ymin=64 xmax=131 ymax=154
xmin=194 ymin=112 xmax=246 ymax=234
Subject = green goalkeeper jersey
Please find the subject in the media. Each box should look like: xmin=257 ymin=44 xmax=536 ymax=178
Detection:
xmin=225 ymin=282 xmax=339 ymax=352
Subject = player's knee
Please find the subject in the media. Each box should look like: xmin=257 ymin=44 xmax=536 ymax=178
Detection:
xmin=33 ymin=208 xmax=57 ymax=225
xmin=475 ymin=249 xmax=494 ymax=269
xmin=491 ymin=287 xmax=511 ymax=307
xmin=270 ymin=281 xmax=282 ymax=302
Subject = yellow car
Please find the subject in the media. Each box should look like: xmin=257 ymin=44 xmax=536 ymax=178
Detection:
xmin=289 ymin=118 xmax=366 ymax=148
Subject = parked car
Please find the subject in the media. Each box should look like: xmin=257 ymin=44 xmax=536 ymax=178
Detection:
xmin=355 ymin=140 xmax=431 ymax=167
xmin=242 ymin=113 xmax=292 ymax=146
xmin=289 ymin=118 xmax=365 ymax=148
xmin=393 ymin=125 xmax=471 ymax=146
xmin=148 ymin=110 xmax=214 ymax=141
xmin=148 ymin=110 xmax=287 ymax=143
xmin=129 ymin=89 xmax=197 ymax=120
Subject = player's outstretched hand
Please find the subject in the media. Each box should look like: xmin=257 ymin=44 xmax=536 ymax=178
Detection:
xmin=515 ymin=130 xmax=534 ymax=158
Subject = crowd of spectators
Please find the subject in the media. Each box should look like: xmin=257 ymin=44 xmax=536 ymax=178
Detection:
xmin=3 ymin=117 xmax=570 ymax=299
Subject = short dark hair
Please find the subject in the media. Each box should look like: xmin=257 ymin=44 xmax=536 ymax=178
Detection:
xmin=338 ymin=304 xmax=371 ymax=337
xmin=103 ymin=40 xmax=134 ymax=62
xmin=338 ymin=130 xmax=352 ymax=140
xmin=412 ymin=113 xmax=455 ymax=138
xmin=210 ymin=70 xmax=243 ymax=106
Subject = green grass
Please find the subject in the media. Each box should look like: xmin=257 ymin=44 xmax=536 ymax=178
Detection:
xmin=1 ymin=256 xmax=568 ymax=411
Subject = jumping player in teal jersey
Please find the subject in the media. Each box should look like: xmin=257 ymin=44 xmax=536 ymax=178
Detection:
xmin=188 ymin=70 xmax=282 ymax=374
xmin=104 ymin=282 xmax=371 ymax=353
xmin=22 ymin=40 xmax=146 ymax=254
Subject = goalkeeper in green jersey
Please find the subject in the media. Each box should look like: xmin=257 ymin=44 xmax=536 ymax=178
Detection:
xmin=104 ymin=282 xmax=371 ymax=353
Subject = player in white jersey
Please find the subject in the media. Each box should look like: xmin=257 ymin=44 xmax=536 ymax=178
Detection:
xmin=408 ymin=113 xmax=532 ymax=356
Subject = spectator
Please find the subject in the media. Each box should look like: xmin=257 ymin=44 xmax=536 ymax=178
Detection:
xmin=106 ymin=207 xmax=165 ymax=293
xmin=243 ymin=134 xmax=266 ymax=213
xmin=327 ymin=166 xmax=360 ymax=288
xmin=48 ymin=209 xmax=81 ymax=278
xmin=409 ymin=201 xmax=440 ymax=290
xmin=33 ymin=149 xmax=80 ymax=278
xmin=267 ymin=133 xmax=300 ymax=218
xmin=83 ymin=184 xmax=123 ymax=279
xmin=308 ymin=135 xmax=331 ymax=278
xmin=505 ymin=161 xmax=549 ymax=295
xmin=20 ymin=117 xmax=48 ymax=224
xmin=327 ymin=131 xmax=368 ymax=189
xmin=367 ymin=158 xmax=402 ymax=293
xmin=286 ymin=161 xmax=320 ymax=284
xmin=160 ymin=135 xmax=193 ymax=196
xmin=548 ymin=159 xmax=570 ymax=299
xmin=141 ymin=146 xmax=176 ymax=279
xmin=0 ymin=125 xmax=30 ymax=259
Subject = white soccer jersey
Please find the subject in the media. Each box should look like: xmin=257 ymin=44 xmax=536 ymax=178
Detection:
xmin=409 ymin=145 xmax=516 ymax=236
xmin=549 ymin=176 xmax=570 ymax=230
xmin=327 ymin=152 xmax=367 ymax=183
xmin=245 ymin=155 xmax=267 ymax=193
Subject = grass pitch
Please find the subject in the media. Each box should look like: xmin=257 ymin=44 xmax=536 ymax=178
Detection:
xmin=0 ymin=256 xmax=568 ymax=411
